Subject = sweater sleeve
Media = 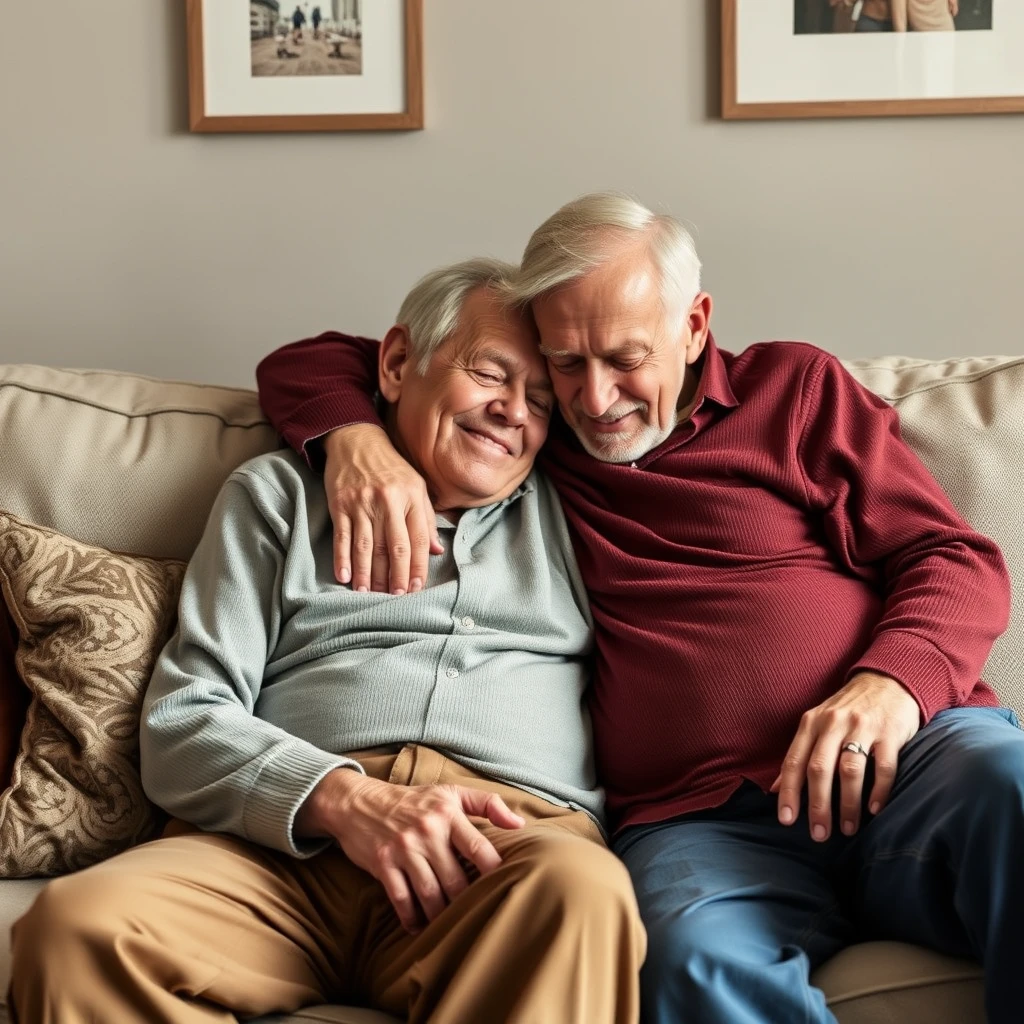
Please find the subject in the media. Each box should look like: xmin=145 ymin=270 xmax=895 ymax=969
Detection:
xmin=255 ymin=331 xmax=384 ymax=466
xmin=795 ymin=352 xmax=1011 ymax=722
xmin=140 ymin=474 xmax=363 ymax=857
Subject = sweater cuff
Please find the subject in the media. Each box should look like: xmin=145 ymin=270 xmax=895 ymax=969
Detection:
xmin=278 ymin=391 xmax=384 ymax=467
xmin=848 ymin=629 xmax=957 ymax=724
xmin=243 ymin=742 xmax=365 ymax=858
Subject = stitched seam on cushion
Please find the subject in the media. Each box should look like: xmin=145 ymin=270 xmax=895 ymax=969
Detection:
xmin=4 ymin=365 xmax=259 ymax=393
xmin=857 ymin=359 xmax=1024 ymax=402
xmin=0 ymin=381 xmax=270 ymax=428
xmin=825 ymin=972 xmax=983 ymax=1007
xmin=70 ymin=369 xmax=257 ymax=392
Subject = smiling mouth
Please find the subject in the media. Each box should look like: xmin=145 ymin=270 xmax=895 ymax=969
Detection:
xmin=587 ymin=411 xmax=638 ymax=433
xmin=460 ymin=425 xmax=514 ymax=456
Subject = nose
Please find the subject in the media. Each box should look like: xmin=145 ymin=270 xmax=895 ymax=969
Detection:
xmin=488 ymin=382 xmax=529 ymax=426
xmin=579 ymin=365 xmax=617 ymax=417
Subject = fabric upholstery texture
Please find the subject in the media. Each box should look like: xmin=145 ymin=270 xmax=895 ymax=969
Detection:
xmin=0 ymin=365 xmax=279 ymax=560
xmin=0 ymin=512 xmax=184 ymax=877
xmin=813 ymin=941 xmax=984 ymax=1023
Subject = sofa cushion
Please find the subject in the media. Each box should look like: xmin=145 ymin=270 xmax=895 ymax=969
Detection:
xmin=813 ymin=940 xmax=983 ymax=1023
xmin=0 ymin=365 xmax=280 ymax=561
xmin=846 ymin=355 xmax=1024 ymax=717
xmin=0 ymin=512 xmax=184 ymax=877
xmin=0 ymin=875 xmax=47 ymax=1021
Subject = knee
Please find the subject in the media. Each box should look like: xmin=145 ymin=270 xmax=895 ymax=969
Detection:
xmin=12 ymin=872 xmax=130 ymax=971
xmin=643 ymin=913 xmax=714 ymax=980
xmin=643 ymin=905 xmax=772 ymax=985
xmin=523 ymin=838 xmax=640 ymax=928
xmin=950 ymin=734 xmax=1024 ymax=812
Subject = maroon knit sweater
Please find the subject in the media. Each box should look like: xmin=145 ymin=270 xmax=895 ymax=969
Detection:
xmin=256 ymin=333 xmax=1009 ymax=833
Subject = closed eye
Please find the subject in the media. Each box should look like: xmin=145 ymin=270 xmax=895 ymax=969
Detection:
xmin=548 ymin=357 xmax=584 ymax=373
xmin=470 ymin=369 xmax=504 ymax=384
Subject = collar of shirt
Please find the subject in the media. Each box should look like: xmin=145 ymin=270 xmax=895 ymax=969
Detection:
xmin=434 ymin=477 xmax=535 ymax=531
xmin=635 ymin=331 xmax=740 ymax=468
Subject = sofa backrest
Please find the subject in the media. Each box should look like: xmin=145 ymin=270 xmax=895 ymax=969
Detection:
xmin=845 ymin=355 xmax=1023 ymax=714
xmin=1 ymin=355 xmax=1020 ymax=713
xmin=0 ymin=365 xmax=279 ymax=560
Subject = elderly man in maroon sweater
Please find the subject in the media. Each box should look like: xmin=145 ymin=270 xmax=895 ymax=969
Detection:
xmin=256 ymin=193 xmax=1023 ymax=1024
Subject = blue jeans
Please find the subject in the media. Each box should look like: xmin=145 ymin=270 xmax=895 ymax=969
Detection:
xmin=614 ymin=707 xmax=1024 ymax=1024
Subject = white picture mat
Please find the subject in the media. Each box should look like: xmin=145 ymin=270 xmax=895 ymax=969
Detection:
xmin=737 ymin=0 xmax=1023 ymax=103
xmin=203 ymin=0 xmax=406 ymax=117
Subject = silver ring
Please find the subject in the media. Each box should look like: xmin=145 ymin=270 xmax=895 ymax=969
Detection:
xmin=842 ymin=741 xmax=869 ymax=757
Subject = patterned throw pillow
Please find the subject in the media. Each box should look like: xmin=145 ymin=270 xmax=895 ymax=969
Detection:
xmin=0 ymin=511 xmax=185 ymax=877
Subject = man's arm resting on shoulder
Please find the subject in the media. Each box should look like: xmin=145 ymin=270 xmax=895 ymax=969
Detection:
xmin=256 ymin=331 xmax=441 ymax=594
xmin=295 ymin=765 xmax=525 ymax=932
xmin=255 ymin=331 xmax=383 ymax=461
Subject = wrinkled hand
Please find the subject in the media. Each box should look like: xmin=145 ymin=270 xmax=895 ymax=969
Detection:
xmin=772 ymin=672 xmax=921 ymax=841
xmin=323 ymin=425 xmax=442 ymax=594
xmin=296 ymin=769 xmax=524 ymax=932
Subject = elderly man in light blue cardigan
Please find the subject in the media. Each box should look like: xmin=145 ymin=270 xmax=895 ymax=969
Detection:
xmin=10 ymin=259 xmax=645 ymax=1024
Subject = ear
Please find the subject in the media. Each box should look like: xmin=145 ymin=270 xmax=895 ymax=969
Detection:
xmin=683 ymin=292 xmax=713 ymax=366
xmin=379 ymin=325 xmax=412 ymax=403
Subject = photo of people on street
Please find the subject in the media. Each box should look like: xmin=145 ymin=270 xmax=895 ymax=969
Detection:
xmin=251 ymin=1 xmax=362 ymax=78
xmin=795 ymin=0 xmax=993 ymax=33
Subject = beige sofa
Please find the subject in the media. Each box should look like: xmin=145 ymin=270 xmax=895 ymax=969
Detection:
xmin=1 ymin=354 xmax=1021 ymax=1024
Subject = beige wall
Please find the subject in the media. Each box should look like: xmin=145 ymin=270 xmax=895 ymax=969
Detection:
xmin=1 ymin=0 xmax=1021 ymax=386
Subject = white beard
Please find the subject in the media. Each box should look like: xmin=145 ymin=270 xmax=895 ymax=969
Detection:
xmin=573 ymin=418 xmax=676 ymax=464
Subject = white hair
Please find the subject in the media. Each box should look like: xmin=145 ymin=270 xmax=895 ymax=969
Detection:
xmin=397 ymin=257 xmax=519 ymax=373
xmin=514 ymin=192 xmax=702 ymax=328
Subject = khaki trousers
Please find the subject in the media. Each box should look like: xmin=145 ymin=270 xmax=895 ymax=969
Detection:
xmin=10 ymin=744 xmax=645 ymax=1024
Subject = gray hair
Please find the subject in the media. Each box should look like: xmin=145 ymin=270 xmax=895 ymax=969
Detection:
xmin=397 ymin=257 xmax=520 ymax=373
xmin=514 ymin=192 xmax=702 ymax=329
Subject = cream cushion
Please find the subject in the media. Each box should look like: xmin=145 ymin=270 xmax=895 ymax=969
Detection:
xmin=2 ymin=353 xmax=1021 ymax=1024
xmin=0 ymin=365 xmax=279 ymax=560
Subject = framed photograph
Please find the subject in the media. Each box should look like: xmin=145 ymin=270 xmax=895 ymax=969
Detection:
xmin=187 ymin=0 xmax=423 ymax=132
xmin=722 ymin=0 xmax=1024 ymax=119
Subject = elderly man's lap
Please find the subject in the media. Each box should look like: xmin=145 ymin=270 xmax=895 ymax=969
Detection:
xmin=11 ymin=789 xmax=642 ymax=1023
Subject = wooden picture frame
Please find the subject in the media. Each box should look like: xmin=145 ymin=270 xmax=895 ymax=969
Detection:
xmin=722 ymin=0 xmax=1024 ymax=120
xmin=187 ymin=0 xmax=423 ymax=132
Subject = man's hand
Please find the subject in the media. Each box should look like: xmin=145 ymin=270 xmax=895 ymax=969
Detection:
xmin=771 ymin=672 xmax=921 ymax=841
xmin=322 ymin=425 xmax=442 ymax=594
xmin=949 ymin=0 xmax=959 ymax=16
xmin=295 ymin=768 xmax=525 ymax=932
